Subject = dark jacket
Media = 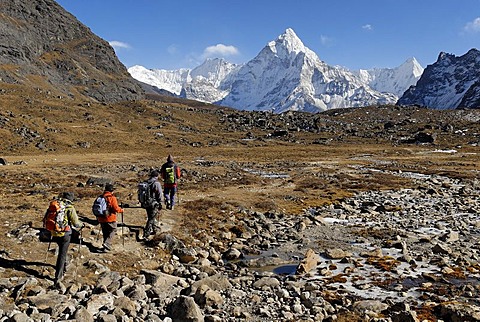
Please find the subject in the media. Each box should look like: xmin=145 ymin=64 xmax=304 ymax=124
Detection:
xmin=147 ymin=176 xmax=163 ymax=203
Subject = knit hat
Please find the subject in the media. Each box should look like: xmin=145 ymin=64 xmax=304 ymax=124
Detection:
xmin=61 ymin=191 xmax=75 ymax=201
xmin=104 ymin=183 xmax=115 ymax=192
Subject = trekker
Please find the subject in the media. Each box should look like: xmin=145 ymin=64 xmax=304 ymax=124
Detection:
xmin=98 ymin=183 xmax=124 ymax=252
xmin=160 ymin=154 xmax=181 ymax=210
xmin=43 ymin=192 xmax=83 ymax=287
xmin=144 ymin=170 xmax=163 ymax=237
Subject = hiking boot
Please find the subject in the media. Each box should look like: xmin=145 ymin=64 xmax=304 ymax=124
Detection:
xmin=101 ymin=244 xmax=111 ymax=252
xmin=50 ymin=279 xmax=65 ymax=292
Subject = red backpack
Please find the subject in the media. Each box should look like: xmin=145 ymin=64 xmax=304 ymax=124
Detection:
xmin=43 ymin=200 xmax=69 ymax=232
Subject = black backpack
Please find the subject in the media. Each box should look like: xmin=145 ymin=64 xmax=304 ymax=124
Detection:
xmin=138 ymin=181 xmax=155 ymax=208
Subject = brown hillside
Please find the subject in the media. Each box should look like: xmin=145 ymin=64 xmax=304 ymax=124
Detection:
xmin=0 ymin=0 xmax=143 ymax=102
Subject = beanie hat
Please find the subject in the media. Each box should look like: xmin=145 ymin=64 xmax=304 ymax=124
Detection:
xmin=104 ymin=183 xmax=115 ymax=192
xmin=61 ymin=192 xmax=75 ymax=201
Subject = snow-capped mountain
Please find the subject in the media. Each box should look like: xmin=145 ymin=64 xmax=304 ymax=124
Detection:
xmin=398 ymin=49 xmax=480 ymax=109
xmin=128 ymin=28 xmax=422 ymax=113
xmin=129 ymin=58 xmax=239 ymax=102
xmin=128 ymin=65 xmax=190 ymax=95
xmin=180 ymin=58 xmax=240 ymax=103
xmin=219 ymin=29 xmax=397 ymax=113
xmin=355 ymin=58 xmax=424 ymax=97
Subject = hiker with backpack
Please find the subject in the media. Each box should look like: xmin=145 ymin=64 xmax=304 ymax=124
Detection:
xmin=95 ymin=183 xmax=124 ymax=252
xmin=42 ymin=191 xmax=83 ymax=287
xmin=160 ymin=154 xmax=181 ymax=210
xmin=138 ymin=170 xmax=163 ymax=237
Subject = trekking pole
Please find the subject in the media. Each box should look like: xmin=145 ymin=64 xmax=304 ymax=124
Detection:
xmin=122 ymin=211 xmax=125 ymax=247
xmin=96 ymin=223 xmax=101 ymax=242
xmin=176 ymin=184 xmax=180 ymax=206
xmin=75 ymin=226 xmax=83 ymax=276
xmin=42 ymin=238 xmax=52 ymax=275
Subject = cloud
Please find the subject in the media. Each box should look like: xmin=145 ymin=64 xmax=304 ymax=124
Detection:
xmin=109 ymin=41 xmax=131 ymax=50
xmin=167 ymin=44 xmax=178 ymax=55
xmin=362 ymin=24 xmax=373 ymax=31
xmin=320 ymin=35 xmax=333 ymax=47
xmin=201 ymin=44 xmax=239 ymax=59
xmin=464 ymin=17 xmax=480 ymax=33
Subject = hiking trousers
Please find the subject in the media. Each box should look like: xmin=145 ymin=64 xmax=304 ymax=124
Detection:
xmin=164 ymin=186 xmax=177 ymax=208
xmin=100 ymin=221 xmax=117 ymax=250
xmin=144 ymin=203 xmax=160 ymax=236
xmin=52 ymin=233 xmax=71 ymax=284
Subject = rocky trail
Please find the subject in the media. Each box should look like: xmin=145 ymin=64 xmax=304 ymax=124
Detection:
xmin=1 ymin=156 xmax=479 ymax=321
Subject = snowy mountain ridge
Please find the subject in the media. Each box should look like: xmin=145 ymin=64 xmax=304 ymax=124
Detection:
xmin=355 ymin=58 xmax=424 ymax=97
xmin=129 ymin=28 xmax=424 ymax=113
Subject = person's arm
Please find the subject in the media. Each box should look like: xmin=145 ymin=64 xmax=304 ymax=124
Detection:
xmin=160 ymin=165 xmax=166 ymax=180
xmin=154 ymin=182 xmax=162 ymax=201
xmin=67 ymin=205 xmax=82 ymax=229
xmin=175 ymin=165 xmax=181 ymax=179
xmin=108 ymin=195 xmax=124 ymax=213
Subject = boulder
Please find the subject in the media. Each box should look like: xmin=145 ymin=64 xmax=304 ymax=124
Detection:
xmin=296 ymin=248 xmax=320 ymax=274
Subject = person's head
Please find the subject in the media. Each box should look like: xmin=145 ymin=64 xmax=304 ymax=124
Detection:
xmin=104 ymin=183 xmax=115 ymax=192
xmin=167 ymin=154 xmax=173 ymax=162
xmin=150 ymin=170 xmax=159 ymax=178
xmin=60 ymin=191 xmax=74 ymax=202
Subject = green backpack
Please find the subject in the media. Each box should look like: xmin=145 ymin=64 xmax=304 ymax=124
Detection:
xmin=164 ymin=167 xmax=175 ymax=184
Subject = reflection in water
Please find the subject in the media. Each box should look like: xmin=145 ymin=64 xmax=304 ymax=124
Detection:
xmin=273 ymin=264 xmax=297 ymax=275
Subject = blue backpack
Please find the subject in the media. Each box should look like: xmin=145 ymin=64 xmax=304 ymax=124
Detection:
xmin=92 ymin=195 xmax=108 ymax=217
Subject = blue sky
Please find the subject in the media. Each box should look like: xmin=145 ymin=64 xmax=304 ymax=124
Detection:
xmin=56 ymin=0 xmax=480 ymax=71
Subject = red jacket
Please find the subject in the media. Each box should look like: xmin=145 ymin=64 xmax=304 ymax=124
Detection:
xmin=98 ymin=191 xmax=123 ymax=223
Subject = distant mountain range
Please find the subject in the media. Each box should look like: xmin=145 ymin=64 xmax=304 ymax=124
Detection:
xmin=129 ymin=29 xmax=424 ymax=113
xmin=1 ymin=0 xmax=478 ymax=111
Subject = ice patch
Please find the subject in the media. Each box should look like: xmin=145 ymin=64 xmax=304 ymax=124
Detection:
xmin=243 ymin=168 xmax=289 ymax=178
xmin=431 ymin=149 xmax=457 ymax=153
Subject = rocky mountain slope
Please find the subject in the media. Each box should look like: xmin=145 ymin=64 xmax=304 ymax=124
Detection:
xmin=398 ymin=49 xmax=480 ymax=109
xmin=0 ymin=0 xmax=144 ymax=103
xmin=129 ymin=29 xmax=423 ymax=113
